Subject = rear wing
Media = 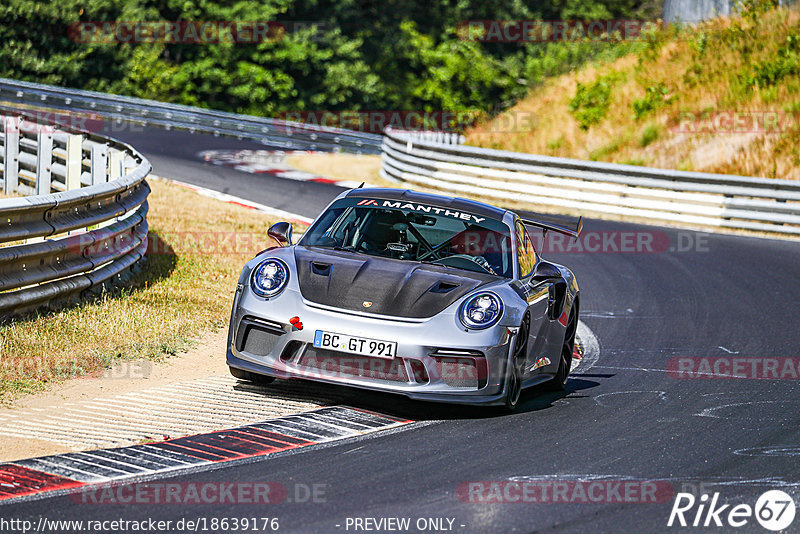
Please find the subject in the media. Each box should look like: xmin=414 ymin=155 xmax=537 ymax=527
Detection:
xmin=521 ymin=216 xmax=583 ymax=240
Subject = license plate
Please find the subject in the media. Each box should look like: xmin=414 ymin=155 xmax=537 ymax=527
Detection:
xmin=313 ymin=330 xmax=397 ymax=359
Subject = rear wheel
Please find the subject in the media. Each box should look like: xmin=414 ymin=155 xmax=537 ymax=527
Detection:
xmin=547 ymin=303 xmax=578 ymax=391
xmin=504 ymin=313 xmax=530 ymax=411
xmin=229 ymin=366 xmax=276 ymax=385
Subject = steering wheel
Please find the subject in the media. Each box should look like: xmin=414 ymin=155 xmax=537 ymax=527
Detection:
xmin=432 ymin=254 xmax=497 ymax=275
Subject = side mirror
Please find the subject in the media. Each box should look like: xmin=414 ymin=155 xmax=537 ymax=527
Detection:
xmin=531 ymin=261 xmax=561 ymax=283
xmin=268 ymin=222 xmax=293 ymax=247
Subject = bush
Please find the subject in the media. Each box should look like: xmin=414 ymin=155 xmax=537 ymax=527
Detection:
xmin=748 ymin=34 xmax=800 ymax=88
xmin=632 ymin=83 xmax=673 ymax=119
xmin=640 ymin=124 xmax=659 ymax=147
xmin=569 ymin=77 xmax=613 ymax=130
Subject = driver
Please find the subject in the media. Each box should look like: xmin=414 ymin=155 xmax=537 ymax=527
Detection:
xmin=357 ymin=210 xmax=410 ymax=257
xmin=446 ymin=226 xmax=505 ymax=275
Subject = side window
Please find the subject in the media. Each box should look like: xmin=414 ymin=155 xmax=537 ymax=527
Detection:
xmin=515 ymin=221 xmax=537 ymax=277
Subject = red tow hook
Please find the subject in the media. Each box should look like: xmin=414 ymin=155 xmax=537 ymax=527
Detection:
xmin=289 ymin=316 xmax=303 ymax=330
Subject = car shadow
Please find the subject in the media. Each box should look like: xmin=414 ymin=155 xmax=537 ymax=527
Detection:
xmin=235 ymin=376 xmax=603 ymax=422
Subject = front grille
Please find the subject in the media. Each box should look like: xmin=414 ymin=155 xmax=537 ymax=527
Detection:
xmin=236 ymin=316 xmax=285 ymax=356
xmin=408 ymin=359 xmax=429 ymax=384
xmin=280 ymin=340 xmax=303 ymax=362
xmin=298 ymin=347 xmax=409 ymax=382
xmin=431 ymin=356 xmax=483 ymax=389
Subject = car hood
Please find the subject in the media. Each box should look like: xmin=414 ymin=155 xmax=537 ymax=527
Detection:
xmin=293 ymin=246 xmax=498 ymax=318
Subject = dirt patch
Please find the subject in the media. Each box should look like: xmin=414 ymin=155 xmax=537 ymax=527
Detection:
xmin=286 ymin=153 xmax=394 ymax=187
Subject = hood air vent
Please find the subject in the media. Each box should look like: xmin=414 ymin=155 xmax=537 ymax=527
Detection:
xmin=429 ymin=281 xmax=460 ymax=294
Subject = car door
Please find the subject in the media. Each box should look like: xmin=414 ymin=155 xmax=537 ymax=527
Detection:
xmin=513 ymin=220 xmax=551 ymax=379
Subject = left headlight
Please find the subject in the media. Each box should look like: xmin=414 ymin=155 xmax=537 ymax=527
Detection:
xmin=459 ymin=292 xmax=503 ymax=330
xmin=250 ymin=258 xmax=289 ymax=298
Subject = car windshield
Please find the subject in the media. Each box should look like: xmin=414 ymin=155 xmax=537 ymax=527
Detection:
xmin=300 ymin=197 xmax=513 ymax=277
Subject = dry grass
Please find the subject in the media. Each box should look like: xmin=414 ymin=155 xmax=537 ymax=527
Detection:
xmin=0 ymin=179 xmax=298 ymax=403
xmin=286 ymin=153 xmax=397 ymax=187
xmin=466 ymin=8 xmax=800 ymax=179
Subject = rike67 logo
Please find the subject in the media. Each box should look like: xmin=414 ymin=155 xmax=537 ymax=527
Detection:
xmin=668 ymin=490 xmax=796 ymax=531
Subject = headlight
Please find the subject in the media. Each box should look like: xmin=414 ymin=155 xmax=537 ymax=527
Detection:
xmin=459 ymin=292 xmax=503 ymax=330
xmin=250 ymin=258 xmax=289 ymax=298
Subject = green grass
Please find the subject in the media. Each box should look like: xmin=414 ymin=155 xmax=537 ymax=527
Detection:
xmin=640 ymin=124 xmax=660 ymax=147
xmin=0 ymin=180 xmax=293 ymax=403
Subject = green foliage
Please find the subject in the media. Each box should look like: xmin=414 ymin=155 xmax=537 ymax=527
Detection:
xmin=569 ymin=74 xmax=618 ymax=130
xmin=547 ymin=137 xmax=565 ymax=150
xmin=689 ymin=31 xmax=708 ymax=56
xmin=622 ymin=157 xmax=645 ymax=165
xmin=589 ymin=139 xmax=622 ymax=160
xmin=639 ymin=124 xmax=659 ymax=147
xmin=748 ymin=33 xmax=800 ymax=88
xmin=737 ymin=0 xmax=781 ymax=20
xmin=0 ymin=0 xmax=659 ymax=123
xmin=632 ymin=83 xmax=673 ymax=119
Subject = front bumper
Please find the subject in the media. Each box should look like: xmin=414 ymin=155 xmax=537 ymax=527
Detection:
xmin=227 ymin=285 xmax=516 ymax=406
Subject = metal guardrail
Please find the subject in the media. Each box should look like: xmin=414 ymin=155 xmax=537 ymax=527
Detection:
xmin=381 ymin=127 xmax=800 ymax=236
xmin=386 ymin=129 xmax=466 ymax=145
xmin=0 ymin=78 xmax=383 ymax=154
xmin=0 ymin=110 xmax=151 ymax=315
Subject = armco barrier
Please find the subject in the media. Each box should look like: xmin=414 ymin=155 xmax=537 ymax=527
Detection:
xmin=0 ymin=78 xmax=382 ymax=154
xmin=381 ymin=127 xmax=800 ymax=236
xmin=0 ymin=110 xmax=151 ymax=315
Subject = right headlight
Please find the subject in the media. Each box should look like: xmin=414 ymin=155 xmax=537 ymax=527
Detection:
xmin=250 ymin=258 xmax=289 ymax=298
xmin=459 ymin=292 xmax=503 ymax=330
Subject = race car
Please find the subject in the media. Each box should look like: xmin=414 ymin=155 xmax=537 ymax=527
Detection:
xmin=226 ymin=188 xmax=582 ymax=410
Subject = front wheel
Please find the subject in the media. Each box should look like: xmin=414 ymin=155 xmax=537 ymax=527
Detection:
xmin=504 ymin=313 xmax=530 ymax=411
xmin=546 ymin=304 xmax=578 ymax=391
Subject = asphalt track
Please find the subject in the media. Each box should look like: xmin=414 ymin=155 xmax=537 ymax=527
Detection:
xmin=4 ymin=128 xmax=800 ymax=533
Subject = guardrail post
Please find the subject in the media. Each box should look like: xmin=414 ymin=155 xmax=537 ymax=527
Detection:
xmin=3 ymin=116 xmax=19 ymax=194
xmin=36 ymin=131 xmax=54 ymax=195
xmin=123 ymin=155 xmax=137 ymax=176
xmin=91 ymin=143 xmax=108 ymax=184
xmin=65 ymin=134 xmax=83 ymax=191
xmin=0 ymin=115 xmax=3 ymax=191
xmin=108 ymin=149 xmax=123 ymax=180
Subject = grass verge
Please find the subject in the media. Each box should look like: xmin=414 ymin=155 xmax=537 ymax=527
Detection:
xmin=0 ymin=179 xmax=298 ymax=404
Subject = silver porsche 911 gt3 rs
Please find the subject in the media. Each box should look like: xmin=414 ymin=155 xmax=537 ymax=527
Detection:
xmin=226 ymin=188 xmax=582 ymax=410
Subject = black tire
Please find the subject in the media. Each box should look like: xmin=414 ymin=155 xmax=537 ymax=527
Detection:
xmin=546 ymin=303 xmax=578 ymax=392
xmin=504 ymin=313 xmax=530 ymax=411
xmin=229 ymin=366 xmax=276 ymax=385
